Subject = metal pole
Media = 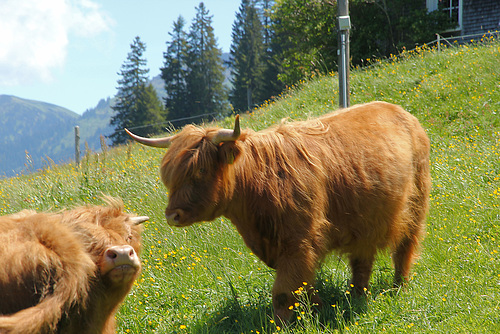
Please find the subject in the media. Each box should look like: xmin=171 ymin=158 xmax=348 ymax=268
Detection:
xmin=247 ymin=86 xmax=252 ymax=111
xmin=338 ymin=0 xmax=351 ymax=108
xmin=75 ymin=126 xmax=80 ymax=167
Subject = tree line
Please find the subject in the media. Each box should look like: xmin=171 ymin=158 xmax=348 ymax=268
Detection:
xmin=109 ymin=0 xmax=452 ymax=145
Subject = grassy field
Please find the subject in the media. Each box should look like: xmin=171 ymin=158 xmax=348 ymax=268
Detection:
xmin=1 ymin=37 xmax=499 ymax=333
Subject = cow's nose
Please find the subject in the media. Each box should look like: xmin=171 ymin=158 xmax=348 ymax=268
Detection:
xmin=105 ymin=245 xmax=138 ymax=267
xmin=165 ymin=208 xmax=184 ymax=226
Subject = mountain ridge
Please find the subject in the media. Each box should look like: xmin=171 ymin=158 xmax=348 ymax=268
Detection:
xmin=0 ymin=53 xmax=232 ymax=177
xmin=0 ymin=94 xmax=115 ymax=177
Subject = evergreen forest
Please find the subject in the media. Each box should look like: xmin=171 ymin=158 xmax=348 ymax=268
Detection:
xmin=108 ymin=0 xmax=453 ymax=142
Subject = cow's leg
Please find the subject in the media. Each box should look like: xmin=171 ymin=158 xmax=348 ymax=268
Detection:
xmin=393 ymin=230 xmax=422 ymax=286
xmin=272 ymin=252 xmax=320 ymax=325
xmin=348 ymin=252 xmax=375 ymax=294
xmin=393 ymin=156 xmax=429 ymax=286
xmin=393 ymin=192 xmax=427 ymax=286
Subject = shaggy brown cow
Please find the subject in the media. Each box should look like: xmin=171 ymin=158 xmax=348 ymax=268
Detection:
xmin=126 ymin=101 xmax=431 ymax=323
xmin=0 ymin=198 xmax=148 ymax=334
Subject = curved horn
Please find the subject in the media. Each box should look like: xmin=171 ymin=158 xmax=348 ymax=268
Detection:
xmin=124 ymin=128 xmax=173 ymax=148
xmin=212 ymin=115 xmax=241 ymax=145
xmin=130 ymin=216 xmax=149 ymax=225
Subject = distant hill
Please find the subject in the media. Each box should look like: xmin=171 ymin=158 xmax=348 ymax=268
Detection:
xmin=0 ymin=95 xmax=114 ymax=177
xmin=0 ymin=54 xmax=232 ymax=177
xmin=0 ymin=76 xmax=165 ymax=177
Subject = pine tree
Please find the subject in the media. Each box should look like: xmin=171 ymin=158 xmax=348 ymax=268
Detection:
xmin=256 ymin=0 xmax=283 ymax=100
xmin=185 ymin=2 xmax=228 ymax=124
xmin=109 ymin=36 xmax=165 ymax=145
xmin=229 ymin=0 xmax=265 ymax=112
xmin=138 ymin=83 xmax=168 ymax=134
xmin=161 ymin=16 xmax=189 ymax=124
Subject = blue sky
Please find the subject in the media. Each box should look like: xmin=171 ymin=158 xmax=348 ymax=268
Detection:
xmin=0 ymin=0 xmax=240 ymax=114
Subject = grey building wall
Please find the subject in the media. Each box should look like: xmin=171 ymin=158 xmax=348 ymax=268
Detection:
xmin=462 ymin=0 xmax=500 ymax=36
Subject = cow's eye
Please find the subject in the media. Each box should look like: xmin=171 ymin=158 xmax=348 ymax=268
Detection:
xmin=199 ymin=168 xmax=207 ymax=175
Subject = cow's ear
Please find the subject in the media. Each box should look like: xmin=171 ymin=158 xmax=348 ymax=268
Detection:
xmin=218 ymin=141 xmax=241 ymax=165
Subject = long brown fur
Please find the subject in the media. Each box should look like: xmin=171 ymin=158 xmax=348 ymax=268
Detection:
xmin=0 ymin=198 xmax=144 ymax=334
xmin=154 ymin=101 xmax=430 ymax=323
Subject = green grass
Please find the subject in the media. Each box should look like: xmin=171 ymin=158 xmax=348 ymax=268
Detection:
xmin=1 ymin=37 xmax=500 ymax=333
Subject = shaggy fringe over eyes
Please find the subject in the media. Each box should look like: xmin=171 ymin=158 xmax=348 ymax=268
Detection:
xmin=56 ymin=195 xmax=143 ymax=260
xmin=161 ymin=126 xmax=220 ymax=187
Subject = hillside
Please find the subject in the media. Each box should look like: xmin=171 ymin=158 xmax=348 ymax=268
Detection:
xmin=0 ymin=95 xmax=79 ymax=176
xmin=0 ymin=95 xmax=115 ymax=177
xmin=0 ymin=39 xmax=499 ymax=333
xmin=0 ymin=53 xmax=231 ymax=177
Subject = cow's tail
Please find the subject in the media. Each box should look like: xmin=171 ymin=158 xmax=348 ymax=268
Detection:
xmin=0 ymin=296 xmax=67 ymax=333
xmin=0 ymin=258 xmax=96 ymax=334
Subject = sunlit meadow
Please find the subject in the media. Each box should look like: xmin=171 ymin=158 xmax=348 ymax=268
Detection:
xmin=1 ymin=37 xmax=499 ymax=333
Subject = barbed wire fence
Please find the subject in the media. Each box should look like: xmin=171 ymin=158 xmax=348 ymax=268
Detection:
xmin=73 ymin=111 xmax=226 ymax=167
xmin=434 ymin=30 xmax=500 ymax=49
xmin=111 ymin=31 xmax=500 ymax=136
xmin=359 ymin=30 xmax=500 ymax=71
xmin=76 ymin=30 xmax=499 ymax=163
xmin=123 ymin=112 xmax=220 ymax=133
xmin=120 ymin=31 xmax=500 ymax=136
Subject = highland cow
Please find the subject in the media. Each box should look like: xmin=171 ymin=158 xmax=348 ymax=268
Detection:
xmin=0 ymin=198 xmax=148 ymax=333
xmin=126 ymin=101 xmax=431 ymax=323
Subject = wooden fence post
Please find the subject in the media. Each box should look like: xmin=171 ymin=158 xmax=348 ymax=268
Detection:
xmin=75 ymin=126 xmax=80 ymax=167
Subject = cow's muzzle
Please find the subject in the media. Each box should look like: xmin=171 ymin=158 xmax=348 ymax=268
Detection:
xmin=165 ymin=208 xmax=185 ymax=227
xmin=101 ymin=245 xmax=140 ymax=283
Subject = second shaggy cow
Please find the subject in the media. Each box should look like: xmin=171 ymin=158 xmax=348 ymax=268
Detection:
xmin=0 ymin=198 xmax=148 ymax=333
xmin=126 ymin=101 xmax=431 ymax=323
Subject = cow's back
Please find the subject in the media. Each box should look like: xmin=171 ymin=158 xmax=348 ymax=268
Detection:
xmin=316 ymin=101 xmax=430 ymax=252
xmin=232 ymin=101 xmax=430 ymax=256
xmin=0 ymin=213 xmax=95 ymax=319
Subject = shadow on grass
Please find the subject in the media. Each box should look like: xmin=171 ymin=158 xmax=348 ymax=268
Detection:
xmin=189 ymin=269 xmax=395 ymax=333
xmin=190 ymin=289 xmax=275 ymax=334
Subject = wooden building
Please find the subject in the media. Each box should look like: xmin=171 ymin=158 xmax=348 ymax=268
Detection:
xmin=426 ymin=0 xmax=500 ymax=37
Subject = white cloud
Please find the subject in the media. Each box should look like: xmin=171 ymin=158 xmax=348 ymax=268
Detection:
xmin=0 ymin=0 xmax=112 ymax=85
xmin=66 ymin=0 xmax=113 ymax=37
